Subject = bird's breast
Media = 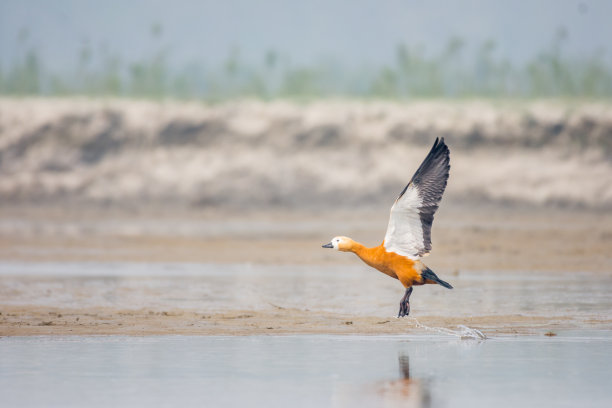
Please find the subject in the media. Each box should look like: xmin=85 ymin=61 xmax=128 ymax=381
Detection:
xmin=355 ymin=245 xmax=420 ymax=283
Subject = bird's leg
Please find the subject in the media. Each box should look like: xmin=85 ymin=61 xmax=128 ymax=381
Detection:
xmin=397 ymin=287 xmax=413 ymax=318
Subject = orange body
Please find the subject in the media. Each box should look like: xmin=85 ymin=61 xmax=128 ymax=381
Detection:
xmin=347 ymin=241 xmax=432 ymax=288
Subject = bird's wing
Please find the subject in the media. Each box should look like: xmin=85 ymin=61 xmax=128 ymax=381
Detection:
xmin=383 ymin=137 xmax=450 ymax=259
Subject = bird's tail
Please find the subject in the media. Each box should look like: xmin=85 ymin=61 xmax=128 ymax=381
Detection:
xmin=421 ymin=266 xmax=453 ymax=289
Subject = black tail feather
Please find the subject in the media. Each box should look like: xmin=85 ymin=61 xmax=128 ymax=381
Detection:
xmin=421 ymin=267 xmax=453 ymax=289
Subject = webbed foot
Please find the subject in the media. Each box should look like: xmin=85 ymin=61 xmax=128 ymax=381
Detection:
xmin=397 ymin=287 xmax=413 ymax=318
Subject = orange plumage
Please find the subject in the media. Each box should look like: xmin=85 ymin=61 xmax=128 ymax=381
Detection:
xmin=334 ymin=238 xmax=431 ymax=288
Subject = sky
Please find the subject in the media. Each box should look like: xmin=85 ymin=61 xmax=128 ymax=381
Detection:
xmin=1 ymin=0 xmax=610 ymax=71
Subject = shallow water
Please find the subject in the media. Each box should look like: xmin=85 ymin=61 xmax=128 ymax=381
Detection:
xmin=1 ymin=262 xmax=611 ymax=322
xmin=1 ymin=333 xmax=611 ymax=408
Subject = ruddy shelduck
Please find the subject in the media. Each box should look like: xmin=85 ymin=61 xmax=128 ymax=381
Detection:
xmin=323 ymin=138 xmax=452 ymax=317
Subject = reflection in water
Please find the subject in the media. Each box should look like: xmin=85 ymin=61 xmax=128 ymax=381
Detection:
xmin=333 ymin=352 xmax=431 ymax=408
xmin=399 ymin=354 xmax=411 ymax=378
xmin=376 ymin=353 xmax=431 ymax=408
xmin=3 ymin=335 xmax=611 ymax=407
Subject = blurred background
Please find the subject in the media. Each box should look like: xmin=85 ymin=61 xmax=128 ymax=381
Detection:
xmin=2 ymin=0 xmax=612 ymax=99
xmin=0 ymin=0 xmax=610 ymax=212
xmin=0 ymin=0 xmax=611 ymax=207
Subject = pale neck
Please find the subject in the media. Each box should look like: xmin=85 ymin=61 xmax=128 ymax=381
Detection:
xmin=348 ymin=240 xmax=368 ymax=256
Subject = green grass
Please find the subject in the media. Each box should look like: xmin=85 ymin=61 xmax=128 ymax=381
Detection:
xmin=1 ymin=28 xmax=611 ymax=100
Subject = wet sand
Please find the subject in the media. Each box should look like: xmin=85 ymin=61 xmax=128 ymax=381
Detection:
xmin=3 ymin=305 xmax=606 ymax=337
xmin=0 ymin=204 xmax=610 ymax=270
xmin=1 ymin=205 xmax=611 ymax=337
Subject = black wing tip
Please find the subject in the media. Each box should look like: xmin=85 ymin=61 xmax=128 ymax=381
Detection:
xmin=396 ymin=137 xmax=450 ymax=201
xmin=431 ymin=137 xmax=450 ymax=160
xmin=414 ymin=137 xmax=451 ymax=182
xmin=425 ymin=137 xmax=450 ymax=164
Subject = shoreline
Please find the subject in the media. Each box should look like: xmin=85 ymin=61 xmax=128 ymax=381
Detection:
xmin=3 ymin=305 xmax=606 ymax=337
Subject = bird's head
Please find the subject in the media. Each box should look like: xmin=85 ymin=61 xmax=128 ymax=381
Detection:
xmin=322 ymin=236 xmax=354 ymax=252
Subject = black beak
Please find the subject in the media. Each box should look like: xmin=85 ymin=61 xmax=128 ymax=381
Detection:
xmin=322 ymin=242 xmax=333 ymax=248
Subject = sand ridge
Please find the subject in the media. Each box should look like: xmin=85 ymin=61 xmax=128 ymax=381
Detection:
xmin=1 ymin=98 xmax=611 ymax=209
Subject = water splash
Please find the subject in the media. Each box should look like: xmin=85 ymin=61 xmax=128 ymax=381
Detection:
xmin=409 ymin=318 xmax=487 ymax=340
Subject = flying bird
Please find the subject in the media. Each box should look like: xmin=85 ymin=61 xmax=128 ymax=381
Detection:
xmin=322 ymin=138 xmax=452 ymax=317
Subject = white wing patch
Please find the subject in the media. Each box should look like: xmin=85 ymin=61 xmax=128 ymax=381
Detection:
xmin=383 ymin=184 xmax=425 ymax=259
